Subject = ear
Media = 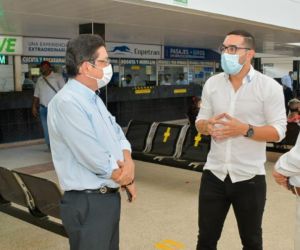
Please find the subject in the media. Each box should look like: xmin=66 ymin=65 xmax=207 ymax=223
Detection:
xmin=247 ymin=50 xmax=255 ymax=61
xmin=79 ymin=61 xmax=92 ymax=74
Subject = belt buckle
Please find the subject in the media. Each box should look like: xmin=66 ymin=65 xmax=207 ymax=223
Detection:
xmin=99 ymin=186 xmax=107 ymax=194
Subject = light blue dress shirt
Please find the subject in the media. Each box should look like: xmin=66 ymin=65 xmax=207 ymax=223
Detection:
xmin=47 ymin=79 xmax=131 ymax=191
xmin=281 ymin=74 xmax=293 ymax=90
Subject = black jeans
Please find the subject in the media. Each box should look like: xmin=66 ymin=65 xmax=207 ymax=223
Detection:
xmin=197 ymin=170 xmax=266 ymax=250
xmin=60 ymin=191 xmax=121 ymax=250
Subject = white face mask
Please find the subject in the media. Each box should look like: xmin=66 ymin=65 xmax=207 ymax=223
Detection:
xmin=87 ymin=64 xmax=113 ymax=88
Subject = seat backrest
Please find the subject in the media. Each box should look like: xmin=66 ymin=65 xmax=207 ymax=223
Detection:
xmin=15 ymin=172 xmax=62 ymax=219
xmin=179 ymin=126 xmax=211 ymax=162
xmin=283 ymin=122 xmax=300 ymax=146
xmin=126 ymin=120 xmax=153 ymax=152
xmin=149 ymin=123 xmax=183 ymax=156
xmin=0 ymin=166 xmax=28 ymax=207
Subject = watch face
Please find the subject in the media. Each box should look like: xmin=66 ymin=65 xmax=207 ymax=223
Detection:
xmin=247 ymin=128 xmax=254 ymax=137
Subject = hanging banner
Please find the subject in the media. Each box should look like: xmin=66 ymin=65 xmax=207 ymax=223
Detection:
xmin=107 ymin=42 xmax=162 ymax=59
xmin=0 ymin=36 xmax=23 ymax=55
xmin=164 ymin=46 xmax=220 ymax=60
xmin=21 ymin=56 xmax=65 ymax=64
xmin=23 ymin=37 xmax=69 ymax=56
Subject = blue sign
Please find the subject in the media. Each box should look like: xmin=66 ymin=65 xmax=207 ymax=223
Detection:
xmin=164 ymin=46 xmax=220 ymax=61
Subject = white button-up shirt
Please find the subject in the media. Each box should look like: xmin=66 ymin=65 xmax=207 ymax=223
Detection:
xmin=34 ymin=72 xmax=65 ymax=106
xmin=275 ymin=133 xmax=300 ymax=187
xmin=196 ymin=66 xmax=287 ymax=183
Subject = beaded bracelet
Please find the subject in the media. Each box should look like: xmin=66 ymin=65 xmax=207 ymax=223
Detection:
xmin=122 ymin=179 xmax=134 ymax=188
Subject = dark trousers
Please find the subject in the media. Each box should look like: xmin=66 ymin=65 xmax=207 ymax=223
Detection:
xmin=60 ymin=191 xmax=121 ymax=250
xmin=39 ymin=105 xmax=50 ymax=147
xmin=197 ymin=170 xmax=266 ymax=250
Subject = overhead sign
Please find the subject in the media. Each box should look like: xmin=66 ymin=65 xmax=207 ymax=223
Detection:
xmin=0 ymin=36 xmax=23 ymax=55
xmin=23 ymin=37 xmax=69 ymax=56
xmin=0 ymin=55 xmax=8 ymax=64
xmin=164 ymin=46 xmax=220 ymax=61
xmin=120 ymin=59 xmax=156 ymax=65
xmin=158 ymin=60 xmax=188 ymax=65
xmin=174 ymin=0 xmax=188 ymax=5
xmin=21 ymin=56 xmax=65 ymax=64
xmin=107 ymin=42 xmax=162 ymax=59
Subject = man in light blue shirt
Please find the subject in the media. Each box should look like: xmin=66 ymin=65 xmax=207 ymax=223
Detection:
xmin=47 ymin=34 xmax=136 ymax=250
xmin=281 ymin=71 xmax=293 ymax=91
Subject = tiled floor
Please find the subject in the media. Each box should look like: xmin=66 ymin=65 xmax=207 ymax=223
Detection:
xmin=0 ymin=144 xmax=297 ymax=250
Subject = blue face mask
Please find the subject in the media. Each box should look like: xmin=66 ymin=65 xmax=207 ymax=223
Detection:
xmin=221 ymin=53 xmax=244 ymax=75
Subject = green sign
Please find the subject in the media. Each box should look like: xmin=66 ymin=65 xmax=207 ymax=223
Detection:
xmin=174 ymin=0 xmax=188 ymax=5
xmin=0 ymin=55 xmax=8 ymax=64
xmin=0 ymin=36 xmax=22 ymax=55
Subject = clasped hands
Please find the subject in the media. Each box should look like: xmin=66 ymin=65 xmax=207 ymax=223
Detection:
xmin=206 ymin=113 xmax=248 ymax=141
xmin=111 ymin=158 xmax=137 ymax=202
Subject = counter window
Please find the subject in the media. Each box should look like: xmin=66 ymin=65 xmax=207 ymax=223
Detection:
xmin=119 ymin=59 xmax=157 ymax=87
xmin=158 ymin=61 xmax=189 ymax=86
xmin=189 ymin=64 xmax=215 ymax=86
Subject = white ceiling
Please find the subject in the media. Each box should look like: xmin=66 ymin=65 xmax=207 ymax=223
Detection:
xmin=1 ymin=0 xmax=300 ymax=56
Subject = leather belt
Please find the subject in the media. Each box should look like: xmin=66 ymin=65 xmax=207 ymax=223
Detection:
xmin=68 ymin=187 xmax=119 ymax=194
xmin=288 ymin=184 xmax=300 ymax=196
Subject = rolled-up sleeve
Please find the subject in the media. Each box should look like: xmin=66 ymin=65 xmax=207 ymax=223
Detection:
xmin=275 ymin=134 xmax=300 ymax=176
xmin=196 ymin=81 xmax=213 ymax=122
xmin=264 ymin=82 xmax=287 ymax=142
xmin=109 ymin=114 xmax=132 ymax=152
xmin=56 ymin=74 xmax=66 ymax=90
xmin=34 ymin=79 xmax=41 ymax=98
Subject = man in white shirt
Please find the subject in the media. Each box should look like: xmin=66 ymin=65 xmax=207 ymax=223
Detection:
xmin=176 ymin=73 xmax=188 ymax=85
xmin=273 ymin=134 xmax=300 ymax=250
xmin=281 ymin=71 xmax=294 ymax=91
xmin=196 ymin=30 xmax=286 ymax=250
xmin=160 ymin=74 xmax=172 ymax=85
xmin=32 ymin=61 xmax=65 ymax=150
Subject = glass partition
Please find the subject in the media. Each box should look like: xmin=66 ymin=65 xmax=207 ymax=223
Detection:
xmin=119 ymin=59 xmax=157 ymax=87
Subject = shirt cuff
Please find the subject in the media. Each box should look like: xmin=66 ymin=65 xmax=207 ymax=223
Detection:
xmin=195 ymin=115 xmax=209 ymax=123
xmin=275 ymin=158 xmax=293 ymax=177
xmin=103 ymin=154 xmax=119 ymax=179
xmin=120 ymin=139 xmax=132 ymax=152
xmin=271 ymin=124 xmax=286 ymax=142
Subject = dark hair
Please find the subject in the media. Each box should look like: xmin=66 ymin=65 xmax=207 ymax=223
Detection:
xmin=40 ymin=61 xmax=51 ymax=68
xmin=65 ymin=34 xmax=105 ymax=77
xmin=226 ymin=30 xmax=256 ymax=50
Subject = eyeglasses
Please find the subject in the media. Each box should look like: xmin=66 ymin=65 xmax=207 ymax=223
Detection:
xmin=219 ymin=45 xmax=251 ymax=54
xmin=94 ymin=58 xmax=111 ymax=66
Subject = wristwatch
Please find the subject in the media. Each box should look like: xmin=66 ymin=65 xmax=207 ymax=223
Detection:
xmin=244 ymin=124 xmax=254 ymax=138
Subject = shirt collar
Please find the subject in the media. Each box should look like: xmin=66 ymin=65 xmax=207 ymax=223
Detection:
xmin=224 ymin=65 xmax=255 ymax=84
xmin=68 ymin=78 xmax=97 ymax=102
